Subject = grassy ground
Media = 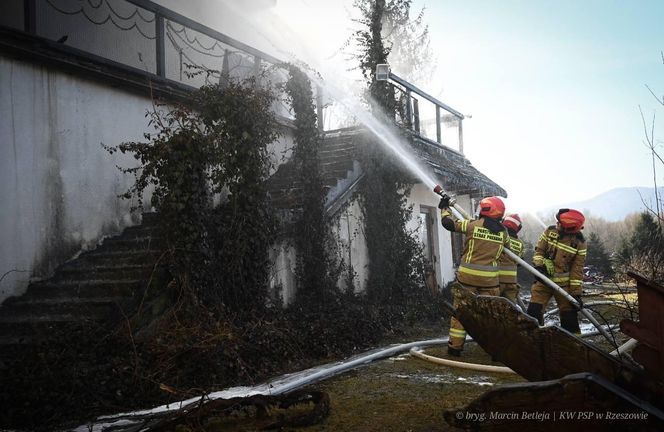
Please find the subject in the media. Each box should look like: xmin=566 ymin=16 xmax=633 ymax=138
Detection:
xmin=304 ymin=343 xmax=526 ymax=432
xmin=200 ymin=331 xmax=525 ymax=431
xmin=200 ymin=284 xmax=640 ymax=431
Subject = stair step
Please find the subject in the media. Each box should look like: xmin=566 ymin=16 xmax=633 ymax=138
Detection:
xmin=319 ymin=145 xmax=356 ymax=156
xmin=0 ymin=318 xmax=102 ymax=347
xmin=98 ymin=236 xmax=166 ymax=252
xmin=52 ymin=263 xmax=155 ymax=282
xmin=323 ymin=169 xmax=352 ymax=182
xmin=121 ymin=224 xmax=164 ymax=239
xmin=22 ymin=279 xmax=144 ymax=300
xmin=321 ymin=159 xmax=353 ymax=173
xmin=141 ymin=212 xmax=159 ymax=225
xmin=79 ymin=249 xmax=165 ymax=266
xmin=6 ymin=296 xmax=129 ymax=307
xmin=0 ymin=299 xmax=123 ymax=322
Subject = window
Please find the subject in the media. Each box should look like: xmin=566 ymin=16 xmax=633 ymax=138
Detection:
xmin=418 ymin=210 xmax=434 ymax=265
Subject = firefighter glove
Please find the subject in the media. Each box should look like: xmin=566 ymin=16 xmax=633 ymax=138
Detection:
xmin=543 ymin=259 xmax=555 ymax=276
xmin=438 ymin=195 xmax=451 ymax=209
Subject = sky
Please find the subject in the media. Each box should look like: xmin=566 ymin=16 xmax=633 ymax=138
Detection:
xmin=265 ymin=0 xmax=664 ymax=213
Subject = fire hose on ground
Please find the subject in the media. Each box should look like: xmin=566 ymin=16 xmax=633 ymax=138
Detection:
xmin=409 ymin=325 xmax=620 ymax=374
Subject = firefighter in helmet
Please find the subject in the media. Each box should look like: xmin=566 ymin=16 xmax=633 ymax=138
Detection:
xmin=498 ymin=214 xmax=525 ymax=303
xmin=526 ymin=209 xmax=587 ymax=334
xmin=439 ymin=195 xmax=510 ymax=356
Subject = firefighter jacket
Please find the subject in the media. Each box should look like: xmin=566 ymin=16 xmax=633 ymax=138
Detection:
xmin=441 ymin=209 xmax=510 ymax=288
xmin=498 ymin=231 xmax=524 ymax=284
xmin=532 ymin=225 xmax=587 ymax=294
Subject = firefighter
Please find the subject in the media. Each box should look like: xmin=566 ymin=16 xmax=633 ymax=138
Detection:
xmin=439 ymin=195 xmax=510 ymax=356
xmin=498 ymin=214 xmax=524 ymax=303
xmin=526 ymin=209 xmax=587 ymax=334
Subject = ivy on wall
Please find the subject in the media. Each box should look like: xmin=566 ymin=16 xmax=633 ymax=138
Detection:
xmin=284 ymin=65 xmax=339 ymax=305
xmin=105 ymin=77 xmax=279 ymax=313
xmin=352 ymin=0 xmax=425 ymax=303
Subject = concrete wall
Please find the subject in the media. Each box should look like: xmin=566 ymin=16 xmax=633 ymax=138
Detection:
xmin=269 ymin=242 xmax=297 ymax=306
xmin=0 ymin=55 xmax=294 ymax=303
xmin=328 ymin=185 xmax=464 ymax=298
xmin=407 ymin=184 xmax=463 ymax=289
xmin=0 ymin=57 xmax=151 ymax=302
xmin=334 ymin=200 xmax=370 ymax=294
xmin=270 ymin=198 xmax=370 ymax=306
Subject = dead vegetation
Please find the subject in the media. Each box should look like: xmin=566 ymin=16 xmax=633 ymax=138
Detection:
xmin=0 ymin=283 xmax=447 ymax=430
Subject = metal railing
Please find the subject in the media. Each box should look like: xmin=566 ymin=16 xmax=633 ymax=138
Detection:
xmin=2 ymin=0 xmax=298 ymax=118
xmin=377 ymin=64 xmax=465 ymax=154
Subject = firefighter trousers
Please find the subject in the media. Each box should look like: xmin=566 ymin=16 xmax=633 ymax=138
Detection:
xmin=529 ymin=281 xmax=580 ymax=334
xmin=448 ymin=283 xmax=500 ymax=351
xmin=499 ymin=282 xmax=519 ymax=302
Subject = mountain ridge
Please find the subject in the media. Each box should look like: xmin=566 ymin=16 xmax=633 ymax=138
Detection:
xmin=537 ymin=186 xmax=664 ymax=221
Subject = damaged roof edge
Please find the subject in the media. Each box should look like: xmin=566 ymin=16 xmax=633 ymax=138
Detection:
xmin=347 ymin=127 xmax=507 ymax=199
xmin=409 ymin=133 xmax=507 ymax=199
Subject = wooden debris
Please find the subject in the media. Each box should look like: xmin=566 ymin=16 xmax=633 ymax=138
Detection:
xmin=143 ymin=389 xmax=330 ymax=431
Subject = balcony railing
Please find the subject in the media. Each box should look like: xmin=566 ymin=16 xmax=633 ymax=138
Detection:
xmin=0 ymin=0 xmax=296 ymax=118
xmin=389 ymin=75 xmax=464 ymax=154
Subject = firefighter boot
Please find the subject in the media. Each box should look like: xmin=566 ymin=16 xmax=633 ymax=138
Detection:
xmin=447 ymin=346 xmax=462 ymax=357
xmin=560 ymin=310 xmax=581 ymax=335
xmin=526 ymin=302 xmax=544 ymax=326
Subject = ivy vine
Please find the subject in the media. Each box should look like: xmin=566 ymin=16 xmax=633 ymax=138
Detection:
xmin=105 ymin=77 xmax=279 ymax=313
xmin=284 ymin=65 xmax=340 ymax=306
xmin=352 ymin=0 xmax=426 ymax=304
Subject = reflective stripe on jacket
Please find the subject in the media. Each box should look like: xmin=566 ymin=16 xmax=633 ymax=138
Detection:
xmin=532 ymin=226 xmax=587 ymax=294
xmin=441 ymin=209 xmax=510 ymax=287
xmin=498 ymin=236 xmax=524 ymax=284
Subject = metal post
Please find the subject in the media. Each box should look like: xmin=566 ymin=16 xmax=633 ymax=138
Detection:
xmin=155 ymin=14 xmax=165 ymax=77
xmin=413 ymin=98 xmax=420 ymax=134
xmin=219 ymin=48 xmax=230 ymax=87
xmin=436 ymin=105 xmax=441 ymax=144
xmin=252 ymin=55 xmax=261 ymax=84
xmin=24 ymin=0 xmax=36 ymax=34
xmin=316 ymin=85 xmax=324 ymax=133
xmin=458 ymin=119 xmax=464 ymax=154
xmin=405 ymin=89 xmax=412 ymax=130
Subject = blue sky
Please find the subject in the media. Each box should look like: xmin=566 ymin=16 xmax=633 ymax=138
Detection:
xmin=270 ymin=0 xmax=664 ymax=212
xmin=411 ymin=0 xmax=664 ymax=211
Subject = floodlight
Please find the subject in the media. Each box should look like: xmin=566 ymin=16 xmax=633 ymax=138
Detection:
xmin=375 ymin=64 xmax=390 ymax=81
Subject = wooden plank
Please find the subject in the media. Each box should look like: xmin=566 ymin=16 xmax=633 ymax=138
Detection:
xmin=451 ymin=285 xmax=664 ymax=402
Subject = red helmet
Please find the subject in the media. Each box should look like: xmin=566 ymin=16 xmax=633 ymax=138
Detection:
xmin=556 ymin=208 xmax=585 ymax=233
xmin=478 ymin=196 xmax=505 ymax=219
xmin=502 ymin=213 xmax=522 ymax=233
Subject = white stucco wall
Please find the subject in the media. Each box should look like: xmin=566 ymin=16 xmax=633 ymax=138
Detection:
xmin=334 ymin=200 xmax=369 ymax=294
xmin=269 ymin=242 xmax=296 ymax=305
xmin=407 ymin=184 xmax=450 ymax=288
xmin=0 ymin=55 xmax=294 ymax=303
xmin=0 ymin=58 xmax=159 ymax=302
xmin=407 ymin=184 xmax=473 ymax=289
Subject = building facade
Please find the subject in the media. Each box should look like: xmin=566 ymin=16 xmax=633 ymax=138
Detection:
xmin=0 ymin=0 xmax=505 ymax=305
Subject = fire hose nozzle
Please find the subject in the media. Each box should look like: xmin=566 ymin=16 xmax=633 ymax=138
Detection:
xmin=433 ymin=185 xmax=457 ymax=206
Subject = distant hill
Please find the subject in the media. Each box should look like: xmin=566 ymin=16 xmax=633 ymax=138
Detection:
xmin=538 ymin=187 xmax=664 ymax=222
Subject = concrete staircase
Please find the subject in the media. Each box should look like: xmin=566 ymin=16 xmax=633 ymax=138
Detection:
xmin=0 ymin=213 xmax=167 ymax=347
xmin=269 ymin=131 xmax=362 ymax=214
